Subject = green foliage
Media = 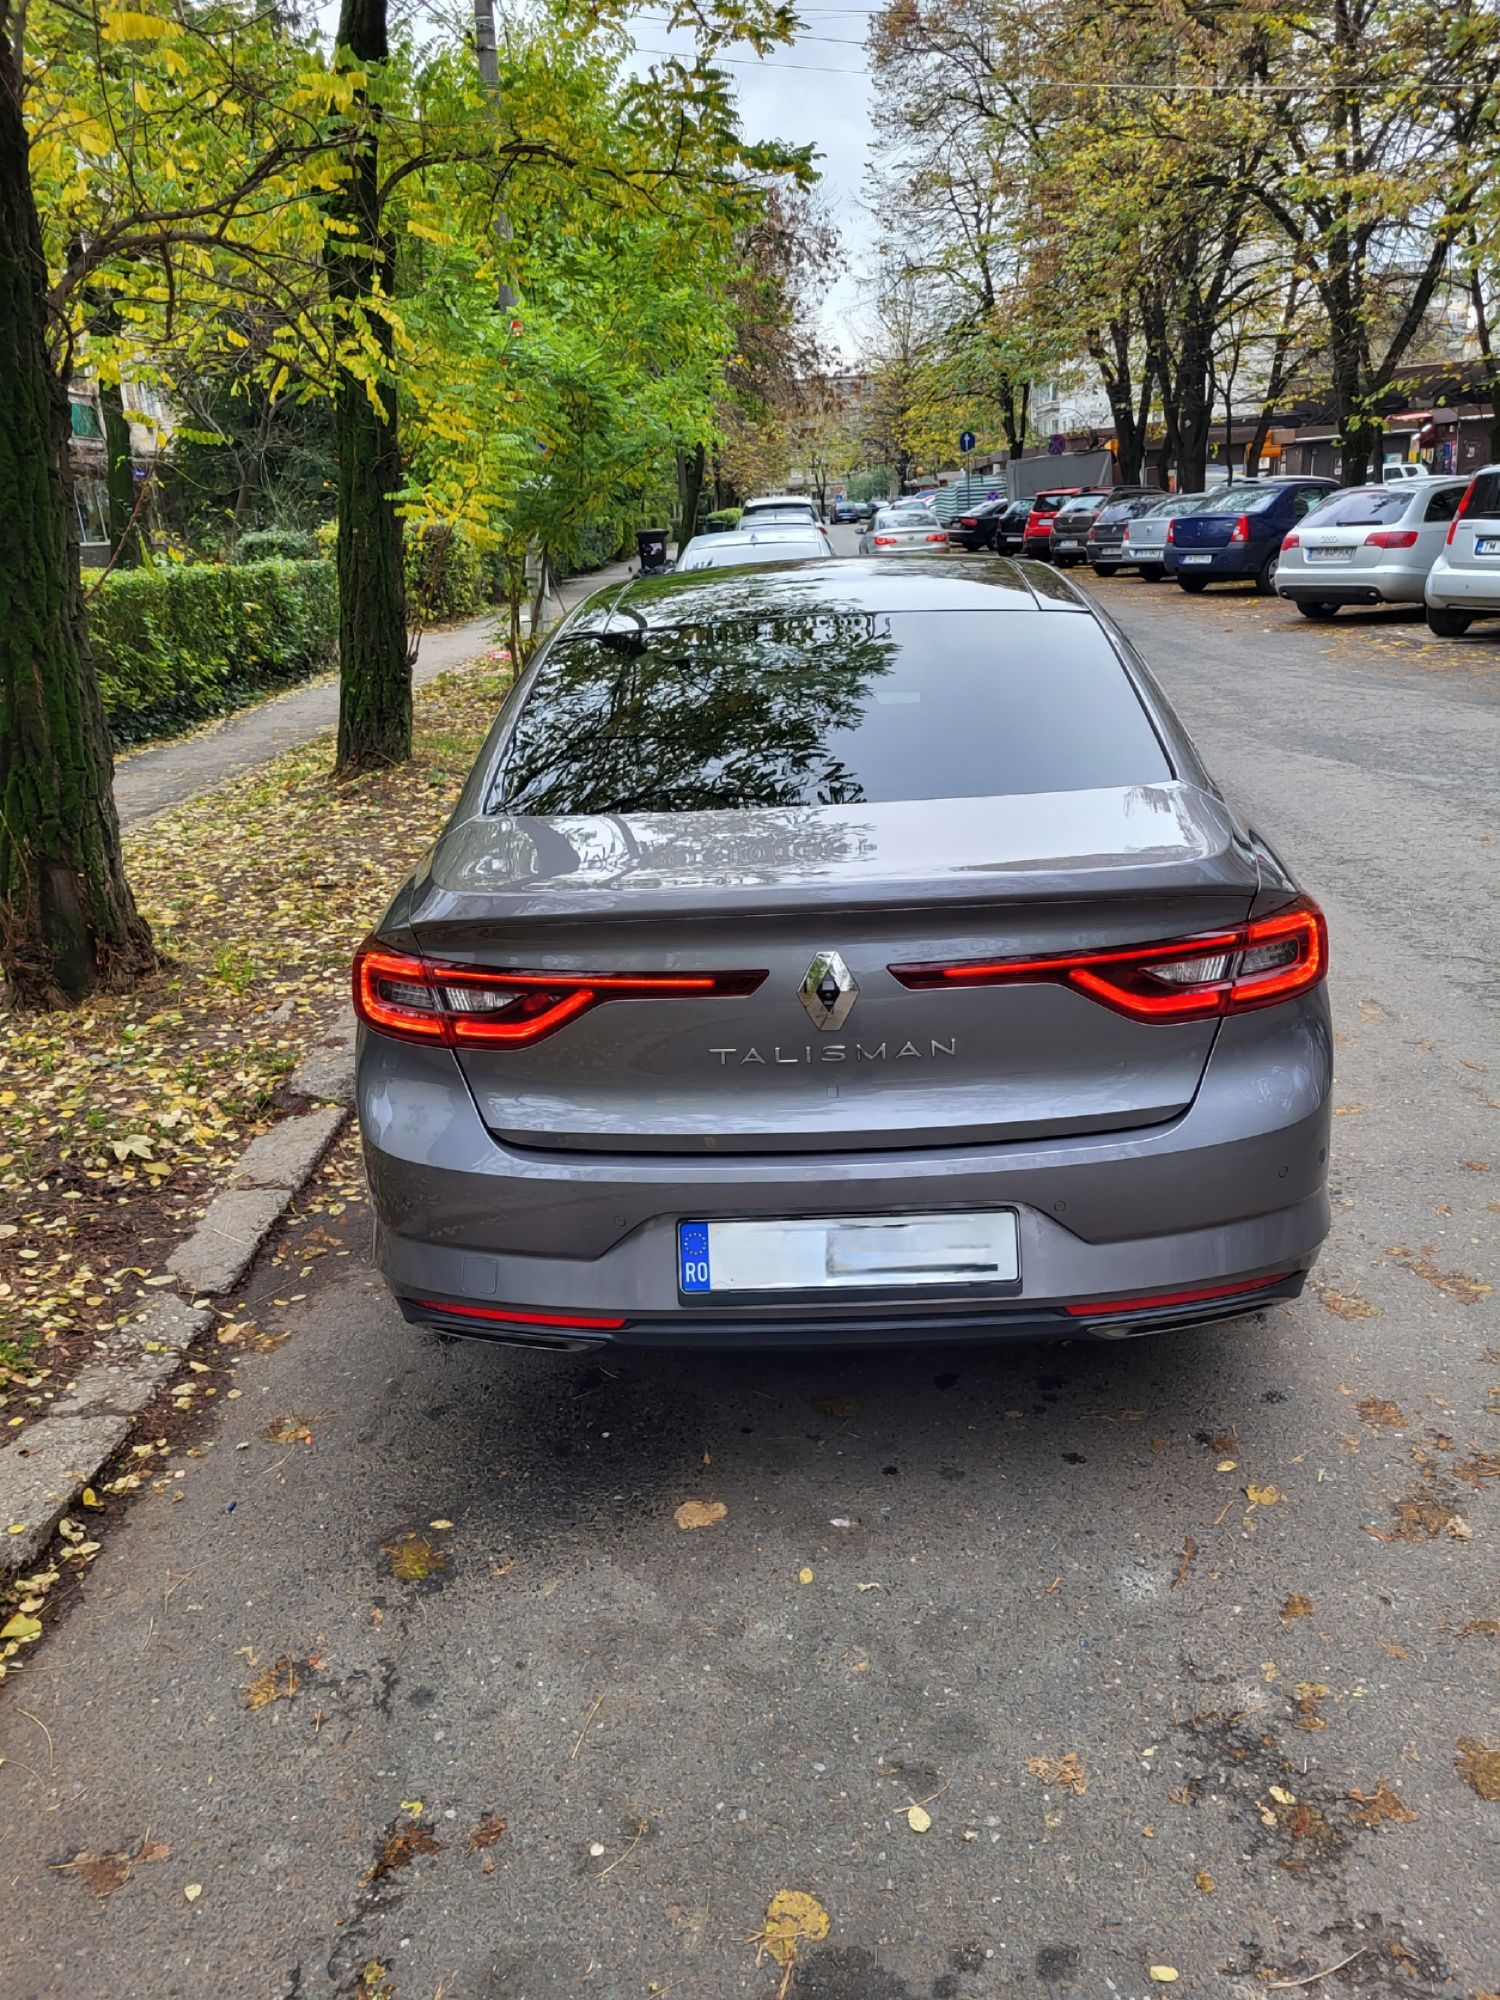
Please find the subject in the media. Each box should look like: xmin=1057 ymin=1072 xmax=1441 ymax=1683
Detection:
xmin=551 ymin=520 xmax=629 ymax=582
xmin=232 ymin=528 xmax=317 ymax=564
xmin=90 ymin=559 xmax=336 ymax=746
xmin=405 ymin=524 xmax=490 ymax=623
xmin=702 ymin=507 xmax=742 ymax=531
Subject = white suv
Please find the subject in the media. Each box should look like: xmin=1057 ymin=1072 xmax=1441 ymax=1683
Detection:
xmin=1425 ymin=465 xmax=1500 ymax=636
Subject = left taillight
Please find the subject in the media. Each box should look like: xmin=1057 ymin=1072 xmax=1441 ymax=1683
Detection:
xmin=889 ymin=897 xmax=1327 ymax=1024
xmin=353 ymin=941 xmax=766 ymax=1050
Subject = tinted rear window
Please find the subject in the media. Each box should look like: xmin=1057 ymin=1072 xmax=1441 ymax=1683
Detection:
xmin=1303 ymin=489 xmax=1409 ymax=526
xmin=738 ymin=506 xmax=816 ymax=525
xmin=490 ymin=611 xmax=1171 ymax=814
xmin=1467 ymin=472 xmax=1500 ymax=518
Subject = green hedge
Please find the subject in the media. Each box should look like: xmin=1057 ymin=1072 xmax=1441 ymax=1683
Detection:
xmin=701 ymin=507 xmax=741 ymax=533
xmin=230 ymin=528 xmax=317 ymax=563
xmin=91 ymin=557 xmax=337 ymax=746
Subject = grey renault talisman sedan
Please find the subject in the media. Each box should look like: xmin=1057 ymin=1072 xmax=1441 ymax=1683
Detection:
xmin=354 ymin=558 xmax=1331 ymax=1350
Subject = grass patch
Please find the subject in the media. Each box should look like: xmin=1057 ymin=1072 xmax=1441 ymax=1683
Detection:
xmin=0 ymin=661 xmax=511 ymax=1406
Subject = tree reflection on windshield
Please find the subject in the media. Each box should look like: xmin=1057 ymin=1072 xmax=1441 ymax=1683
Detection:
xmin=491 ymin=610 xmax=898 ymax=813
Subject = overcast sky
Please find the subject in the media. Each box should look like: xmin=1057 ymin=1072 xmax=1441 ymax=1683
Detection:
xmin=624 ymin=7 xmax=880 ymax=362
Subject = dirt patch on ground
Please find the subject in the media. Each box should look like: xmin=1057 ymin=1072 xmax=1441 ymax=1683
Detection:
xmin=0 ymin=662 xmax=508 ymax=1423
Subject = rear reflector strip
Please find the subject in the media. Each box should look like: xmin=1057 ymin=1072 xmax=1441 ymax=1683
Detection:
xmin=1065 ymin=1272 xmax=1294 ymax=1318
xmin=411 ymin=1299 xmax=626 ymax=1330
xmin=354 ymin=941 xmax=766 ymax=1049
xmin=890 ymin=897 xmax=1326 ymax=1024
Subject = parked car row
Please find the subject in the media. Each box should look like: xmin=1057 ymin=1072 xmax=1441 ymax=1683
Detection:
xmin=694 ymin=475 xmax=1500 ymax=639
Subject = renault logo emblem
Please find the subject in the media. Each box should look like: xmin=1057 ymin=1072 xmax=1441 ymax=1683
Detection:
xmin=799 ymin=950 xmax=858 ymax=1031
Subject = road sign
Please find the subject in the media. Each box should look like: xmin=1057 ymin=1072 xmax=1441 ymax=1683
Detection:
xmin=959 ymin=430 xmax=976 ymax=454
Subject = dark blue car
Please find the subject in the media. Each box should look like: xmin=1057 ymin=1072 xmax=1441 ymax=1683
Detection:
xmin=1165 ymin=478 xmax=1339 ymax=595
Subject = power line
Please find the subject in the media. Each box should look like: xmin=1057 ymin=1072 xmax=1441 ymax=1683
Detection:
xmin=632 ymin=44 xmax=1434 ymax=91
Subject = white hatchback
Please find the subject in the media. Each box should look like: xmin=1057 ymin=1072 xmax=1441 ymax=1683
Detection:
xmin=1425 ymin=465 xmax=1500 ymax=635
xmin=1276 ymin=478 xmax=1468 ymax=619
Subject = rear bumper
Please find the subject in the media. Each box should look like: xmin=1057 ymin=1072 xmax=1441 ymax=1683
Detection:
xmin=1278 ymin=560 xmax=1425 ymax=604
xmin=1163 ymin=547 xmax=1260 ymax=578
xmin=1426 ymin=563 xmax=1500 ymax=611
xmin=359 ymin=996 xmax=1333 ymax=1351
xmin=399 ymin=1270 xmax=1311 ymax=1351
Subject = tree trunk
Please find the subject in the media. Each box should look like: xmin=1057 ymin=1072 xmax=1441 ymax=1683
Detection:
xmin=1174 ymin=314 xmax=1214 ymax=496
xmin=100 ymin=378 xmax=140 ymax=565
xmin=674 ymin=442 xmax=705 ymax=548
xmin=0 ymin=13 xmax=155 ymax=1008
xmin=328 ymin=0 xmax=410 ymax=774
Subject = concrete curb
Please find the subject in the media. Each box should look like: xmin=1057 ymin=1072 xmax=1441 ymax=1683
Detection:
xmin=1 ymin=1023 xmax=357 ymax=1577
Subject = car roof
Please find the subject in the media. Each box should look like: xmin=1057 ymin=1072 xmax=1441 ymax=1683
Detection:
xmin=684 ymin=525 xmax=823 ymax=544
xmin=572 ymin=557 xmax=1095 ymax=635
xmin=741 ymin=493 xmax=816 ymax=509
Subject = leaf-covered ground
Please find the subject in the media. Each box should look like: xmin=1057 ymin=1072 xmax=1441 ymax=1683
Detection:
xmin=0 ymin=659 xmax=510 ymax=1420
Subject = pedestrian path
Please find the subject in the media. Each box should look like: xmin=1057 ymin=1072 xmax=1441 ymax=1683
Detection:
xmin=114 ymin=558 xmax=633 ymax=829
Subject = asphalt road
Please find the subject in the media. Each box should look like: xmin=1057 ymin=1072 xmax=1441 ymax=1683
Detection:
xmin=2 ymin=536 xmax=1497 ymax=2000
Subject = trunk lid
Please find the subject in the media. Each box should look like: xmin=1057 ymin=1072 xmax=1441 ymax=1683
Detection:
xmin=407 ymin=784 xmax=1259 ymax=1155
xmin=1171 ymin=511 xmax=1243 ymax=550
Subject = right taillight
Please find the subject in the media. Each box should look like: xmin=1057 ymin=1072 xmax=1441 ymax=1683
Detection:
xmin=353 ymin=942 xmax=766 ymax=1049
xmin=1365 ymin=529 xmax=1419 ymax=548
xmin=1446 ymin=478 xmax=1476 ymax=546
xmin=889 ymin=897 xmax=1327 ymax=1024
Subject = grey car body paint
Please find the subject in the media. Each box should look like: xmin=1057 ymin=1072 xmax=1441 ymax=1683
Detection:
xmin=357 ymin=558 xmax=1331 ymax=1346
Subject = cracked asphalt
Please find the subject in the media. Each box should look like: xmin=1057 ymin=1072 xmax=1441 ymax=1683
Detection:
xmin=1 ymin=548 xmax=1497 ymax=2000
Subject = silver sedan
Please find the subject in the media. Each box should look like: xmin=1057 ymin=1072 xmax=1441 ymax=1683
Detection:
xmin=858 ymin=507 xmax=949 ymax=555
xmin=1276 ymin=478 xmax=1469 ymax=618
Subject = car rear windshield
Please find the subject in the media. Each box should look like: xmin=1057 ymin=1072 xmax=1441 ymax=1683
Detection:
xmin=1303 ymin=489 xmax=1410 ymax=526
xmin=489 ymin=610 xmax=1171 ymax=814
xmin=737 ymin=506 xmax=815 ymax=525
xmin=1466 ymin=471 xmax=1500 ymax=518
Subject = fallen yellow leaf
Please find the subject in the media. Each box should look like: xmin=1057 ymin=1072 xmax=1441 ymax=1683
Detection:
xmin=428 ymin=1519 xmax=454 ymax=1530
xmin=1247 ymin=1483 xmax=1282 ymax=1505
xmin=183 ymin=1883 xmax=202 ymax=1902
xmin=758 ymin=1889 xmax=830 ymax=1970
xmin=1195 ymin=1871 xmax=1215 ymax=1893
xmin=798 ymin=1567 xmax=814 ymax=1585
xmin=906 ymin=1803 xmax=931 ymax=1833
xmin=673 ymin=1499 xmax=726 ymax=1531
xmin=1268 ymin=1785 xmax=1296 ymax=1805
xmin=1149 ymin=1968 xmax=1179 ymax=1984
xmin=1216 ymin=1458 xmax=1238 ymax=1472
xmin=0 ymin=1613 xmax=41 ymax=1642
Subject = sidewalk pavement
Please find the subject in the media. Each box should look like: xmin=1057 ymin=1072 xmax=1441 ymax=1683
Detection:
xmin=113 ymin=558 xmax=634 ymax=830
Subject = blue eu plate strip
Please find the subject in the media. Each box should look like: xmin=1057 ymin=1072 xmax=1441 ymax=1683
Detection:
xmin=678 ymin=1222 xmax=712 ymax=1294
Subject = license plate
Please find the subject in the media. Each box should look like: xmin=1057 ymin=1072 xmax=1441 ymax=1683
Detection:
xmin=678 ymin=1211 xmax=1020 ymax=1296
xmin=1179 ymin=553 xmax=1213 ymax=565
xmin=1307 ymin=546 xmax=1355 ymax=562
xmin=1476 ymin=537 xmax=1500 ymax=555
xmin=1055 ymin=539 xmax=1081 ymax=551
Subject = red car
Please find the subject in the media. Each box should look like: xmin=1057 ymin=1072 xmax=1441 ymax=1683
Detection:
xmin=1021 ymin=487 xmax=1111 ymax=561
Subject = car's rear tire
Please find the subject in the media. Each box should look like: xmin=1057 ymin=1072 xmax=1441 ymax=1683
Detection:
xmin=1296 ymin=600 xmax=1339 ymax=620
xmin=1139 ymin=565 xmax=1164 ymax=583
xmin=1426 ymin=605 xmax=1473 ymax=637
xmin=1178 ymin=576 xmax=1209 ymax=593
xmin=1091 ymin=562 xmax=1119 ymax=577
xmin=1254 ymin=553 xmax=1279 ymax=596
